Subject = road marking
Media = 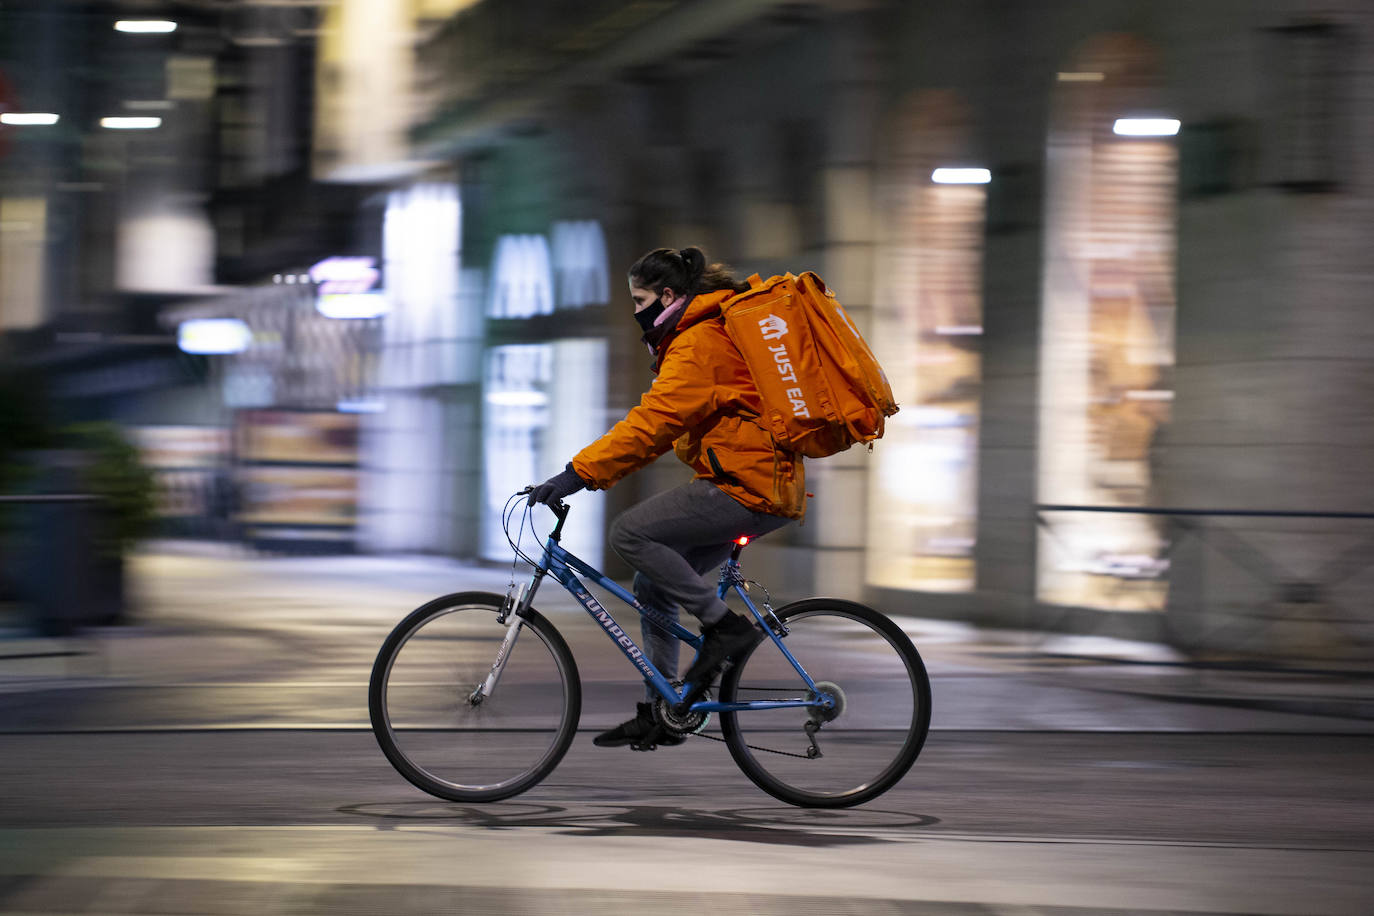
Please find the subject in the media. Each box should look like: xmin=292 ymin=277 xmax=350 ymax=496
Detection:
xmin=1 ymin=825 xmax=1369 ymax=914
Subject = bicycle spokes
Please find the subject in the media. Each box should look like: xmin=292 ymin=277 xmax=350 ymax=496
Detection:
xmin=718 ymin=600 xmax=931 ymax=807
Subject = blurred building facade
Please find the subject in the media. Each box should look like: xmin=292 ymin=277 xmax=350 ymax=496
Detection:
xmin=388 ymin=0 xmax=1374 ymax=659
xmin=4 ymin=0 xmax=1373 ymax=659
xmin=0 ymin=0 xmax=386 ymax=549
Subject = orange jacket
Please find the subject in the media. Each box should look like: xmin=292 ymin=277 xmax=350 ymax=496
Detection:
xmin=572 ymin=289 xmax=806 ymax=519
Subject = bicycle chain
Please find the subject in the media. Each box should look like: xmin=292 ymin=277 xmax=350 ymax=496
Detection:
xmin=675 ymin=686 xmax=819 ymax=760
xmin=684 ymin=729 xmax=816 ymax=759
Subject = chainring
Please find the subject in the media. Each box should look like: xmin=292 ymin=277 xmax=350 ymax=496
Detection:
xmin=654 ymin=683 xmax=713 ymax=737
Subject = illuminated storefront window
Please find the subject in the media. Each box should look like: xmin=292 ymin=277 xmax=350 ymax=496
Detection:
xmin=550 ymin=219 xmax=609 ymax=309
xmin=488 ymin=234 xmax=554 ymax=318
xmin=481 ymin=344 xmax=550 ymax=562
xmin=358 ymin=182 xmax=467 ymax=554
xmin=480 ymin=339 xmax=608 ymax=567
xmin=479 ymin=217 xmax=610 ymax=561
xmin=1037 ymin=36 xmax=1178 ymax=611
xmin=867 ymin=91 xmax=985 ymax=592
xmin=489 ymin=220 xmax=609 ymax=316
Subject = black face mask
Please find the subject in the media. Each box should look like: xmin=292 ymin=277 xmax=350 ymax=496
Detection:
xmin=634 ymin=298 xmax=666 ymax=333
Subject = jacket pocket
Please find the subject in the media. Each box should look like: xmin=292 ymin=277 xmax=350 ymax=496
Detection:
xmin=706 ymin=447 xmax=735 ymax=482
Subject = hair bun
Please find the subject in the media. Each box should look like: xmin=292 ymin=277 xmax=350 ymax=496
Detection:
xmin=679 ymin=247 xmax=705 ymax=281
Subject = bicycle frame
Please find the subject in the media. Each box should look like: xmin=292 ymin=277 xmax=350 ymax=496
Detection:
xmin=498 ymin=500 xmax=826 ymax=716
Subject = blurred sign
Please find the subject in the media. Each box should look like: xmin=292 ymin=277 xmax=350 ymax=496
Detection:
xmin=311 ymin=257 xmax=388 ymax=319
xmin=310 ymin=256 xmax=380 ymax=294
xmin=178 ymin=318 xmax=251 ymax=354
xmin=238 ymin=466 xmax=359 ymax=527
xmin=239 ymin=410 xmax=359 ymax=465
xmin=237 ymin=410 xmax=360 ymax=546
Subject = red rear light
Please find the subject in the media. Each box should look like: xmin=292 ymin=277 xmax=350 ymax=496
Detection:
xmin=736 ymin=536 xmax=750 ymax=546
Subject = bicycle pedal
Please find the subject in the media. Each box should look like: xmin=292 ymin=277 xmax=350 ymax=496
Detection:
xmin=630 ymin=740 xmax=657 ymax=752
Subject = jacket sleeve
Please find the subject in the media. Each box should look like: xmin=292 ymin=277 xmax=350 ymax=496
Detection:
xmin=571 ymin=335 xmax=718 ymax=490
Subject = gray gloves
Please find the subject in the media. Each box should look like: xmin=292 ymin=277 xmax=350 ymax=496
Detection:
xmin=528 ymin=463 xmax=589 ymax=507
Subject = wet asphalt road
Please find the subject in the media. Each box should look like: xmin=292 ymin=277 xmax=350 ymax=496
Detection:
xmin=2 ymin=729 xmax=1372 ymax=914
xmin=3 ymin=550 xmax=1374 ymax=913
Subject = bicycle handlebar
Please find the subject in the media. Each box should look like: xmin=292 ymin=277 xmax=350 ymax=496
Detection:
xmin=519 ymin=486 xmax=572 ymax=540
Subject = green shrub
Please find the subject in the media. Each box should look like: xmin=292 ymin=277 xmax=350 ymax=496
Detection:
xmin=62 ymin=423 xmax=157 ymax=557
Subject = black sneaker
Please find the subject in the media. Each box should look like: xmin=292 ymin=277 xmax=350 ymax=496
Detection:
xmin=592 ymin=703 xmax=684 ymax=749
xmin=682 ymin=613 xmax=761 ymax=687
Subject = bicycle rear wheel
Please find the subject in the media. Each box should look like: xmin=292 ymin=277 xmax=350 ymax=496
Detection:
xmin=369 ymin=592 xmax=581 ymax=802
xmin=719 ymin=598 xmax=931 ymax=808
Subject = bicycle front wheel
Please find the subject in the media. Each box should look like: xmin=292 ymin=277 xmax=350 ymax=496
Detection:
xmin=719 ymin=598 xmax=931 ymax=808
xmin=369 ymin=592 xmax=581 ymax=802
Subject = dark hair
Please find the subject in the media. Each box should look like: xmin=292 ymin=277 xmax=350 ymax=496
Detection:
xmin=628 ymin=246 xmax=750 ymax=298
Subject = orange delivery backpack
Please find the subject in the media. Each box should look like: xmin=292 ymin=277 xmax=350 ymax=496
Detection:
xmin=720 ymin=271 xmax=899 ymax=459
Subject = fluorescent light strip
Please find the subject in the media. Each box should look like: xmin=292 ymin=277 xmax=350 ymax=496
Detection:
xmin=1057 ymin=71 xmax=1105 ymax=82
xmin=1 ymin=112 xmax=60 ymax=125
xmin=485 ymin=391 xmax=549 ymax=408
xmin=115 ymin=20 xmax=177 ymax=33
xmin=337 ymin=399 xmax=385 ymax=414
xmin=931 ymin=168 xmax=991 ymax=185
xmin=1113 ymin=118 xmax=1180 ymax=137
xmin=101 ymin=117 xmax=162 ymax=129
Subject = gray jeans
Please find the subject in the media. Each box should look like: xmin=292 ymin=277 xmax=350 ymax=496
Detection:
xmin=609 ymin=479 xmax=791 ymax=699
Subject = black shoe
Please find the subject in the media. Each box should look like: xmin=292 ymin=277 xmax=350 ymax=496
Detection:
xmin=682 ymin=613 xmax=761 ymax=688
xmin=592 ymin=703 xmax=684 ymax=749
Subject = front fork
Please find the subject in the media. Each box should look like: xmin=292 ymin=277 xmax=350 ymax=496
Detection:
xmin=469 ymin=571 xmax=544 ymax=705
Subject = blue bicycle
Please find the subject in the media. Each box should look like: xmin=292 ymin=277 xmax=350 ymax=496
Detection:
xmin=369 ymin=492 xmax=932 ymax=807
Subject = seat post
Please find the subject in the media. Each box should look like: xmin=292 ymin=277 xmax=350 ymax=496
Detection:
xmin=729 ymin=535 xmax=750 ymax=563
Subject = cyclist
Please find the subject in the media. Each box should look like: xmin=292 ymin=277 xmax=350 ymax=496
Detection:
xmin=528 ymin=246 xmax=806 ymax=749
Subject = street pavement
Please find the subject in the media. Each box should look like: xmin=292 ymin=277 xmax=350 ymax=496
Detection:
xmin=3 ymin=543 xmax=1372 ymax=733
xmin=1 ymin=542 xmax=1373 ymax=914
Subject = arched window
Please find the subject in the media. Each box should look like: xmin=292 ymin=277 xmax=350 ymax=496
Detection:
xmin=1037 ymin=35 xmax=1179 ymax=611
xmin=867 ymin=91 xmax=986 ymax=592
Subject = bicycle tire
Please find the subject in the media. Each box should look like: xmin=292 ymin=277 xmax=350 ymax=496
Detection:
xmin=369 ymin=591 xmax=581 ymax=803
xmin=718 ymin=598 xmax=931 ymax=808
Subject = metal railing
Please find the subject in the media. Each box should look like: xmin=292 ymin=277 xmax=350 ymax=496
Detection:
xmin=1036 ymin=504 xmax=1374 ymax=656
